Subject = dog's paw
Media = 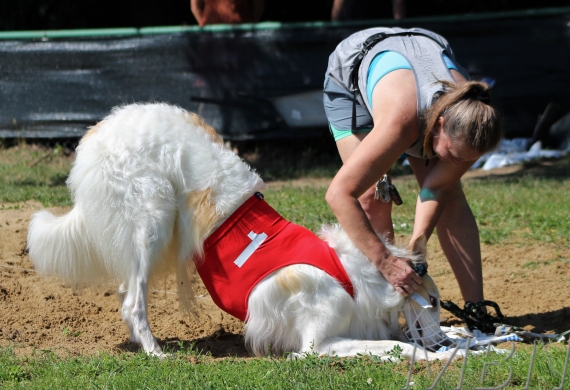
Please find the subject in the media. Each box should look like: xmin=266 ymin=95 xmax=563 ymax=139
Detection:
xmin=151 ymin=350 xmax=171 ymax=359
xmin=286 ymin=352 xmax=304 ymax=360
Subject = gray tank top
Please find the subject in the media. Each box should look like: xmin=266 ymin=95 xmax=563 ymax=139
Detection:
xmin=326 ymin=27 xmax=470 ymax=158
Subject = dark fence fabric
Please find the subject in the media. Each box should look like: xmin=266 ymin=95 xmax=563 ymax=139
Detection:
xmin=1 ymin=9 xmax=570 ymax=140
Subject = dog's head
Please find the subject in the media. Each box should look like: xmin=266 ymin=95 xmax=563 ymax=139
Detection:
xmin=402 ymin=235 xmax=454 ymax=352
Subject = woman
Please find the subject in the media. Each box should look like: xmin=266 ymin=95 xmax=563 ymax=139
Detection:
xmin=323 ymin=27 xmax=502 ymax=302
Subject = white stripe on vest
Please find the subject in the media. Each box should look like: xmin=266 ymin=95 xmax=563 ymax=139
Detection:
xmin=234 ymin=231 xmax=268 ymax=268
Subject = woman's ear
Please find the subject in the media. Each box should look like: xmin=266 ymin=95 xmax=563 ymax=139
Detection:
xmin=436 ymin=116 xmax=445 ymax=133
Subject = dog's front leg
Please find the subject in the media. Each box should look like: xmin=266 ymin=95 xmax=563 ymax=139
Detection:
xmin=314 ymin=338 xmax=451 ymax=361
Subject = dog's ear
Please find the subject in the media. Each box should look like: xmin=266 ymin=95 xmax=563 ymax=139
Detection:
xmin=409 ymin=234 xmax=427 ymax=259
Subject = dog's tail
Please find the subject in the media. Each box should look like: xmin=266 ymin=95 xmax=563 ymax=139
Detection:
xmin=27 ymin=206 xmax=104 ymax=284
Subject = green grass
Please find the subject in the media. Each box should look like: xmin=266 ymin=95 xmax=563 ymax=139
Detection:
xmin=263 ymin=180 xmax=417 ymax=235
xmin=2 ymin=143 xmax=570 ymax=245
xmin=0 ymin=143 xmax=74 ymax=206
xmin=1 ymin=343 xmax=569 ymax=389
xmin=467 ymin=176 xmax=570 ymax=245
xmin=265 ymin=175 xmax=570 ymax=247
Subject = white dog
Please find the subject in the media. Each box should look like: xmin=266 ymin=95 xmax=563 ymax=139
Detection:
xmin=27 ymin=103 xmax=453 ymax=360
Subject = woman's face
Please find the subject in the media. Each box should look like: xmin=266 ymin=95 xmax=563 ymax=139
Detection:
xmin=432 ymin=117 xmax=482 ymax=166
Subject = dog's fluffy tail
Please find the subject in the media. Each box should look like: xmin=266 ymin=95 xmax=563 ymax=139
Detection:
xmin=27 ymin=206 xmax=105 ymax=284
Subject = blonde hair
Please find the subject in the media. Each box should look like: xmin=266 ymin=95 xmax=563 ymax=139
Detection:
xmin=423 ymin=80 xmax=503 ymax=158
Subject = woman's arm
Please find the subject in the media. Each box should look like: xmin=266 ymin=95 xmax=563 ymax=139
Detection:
xmin=326 ymin=70 xmax=423 ymax=295
xmin=409 ymin=158 xmax=474 ymax=242
xmin=408 ymin=156 xmax=484 ymax=302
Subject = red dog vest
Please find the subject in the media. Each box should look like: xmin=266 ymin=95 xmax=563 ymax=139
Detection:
xmin=195 ymin=193 xmax=354 ymax=321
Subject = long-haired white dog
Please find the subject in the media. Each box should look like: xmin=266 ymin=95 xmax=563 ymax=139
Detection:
xmin=28 ymin=103 xmax=454 ymax=360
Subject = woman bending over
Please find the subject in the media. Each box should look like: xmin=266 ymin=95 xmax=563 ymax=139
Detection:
xmin=323 ymin=27 xmax=502 ymax=302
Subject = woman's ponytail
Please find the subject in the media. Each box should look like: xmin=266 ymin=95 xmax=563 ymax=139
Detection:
xmin=423 ymin=80 xmax=503 ymax=158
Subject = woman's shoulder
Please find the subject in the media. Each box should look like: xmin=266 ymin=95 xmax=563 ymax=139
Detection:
xmin=372 ymin=69 xmax=417 ymax=109
xmin=370 ymin=70 xmax=419 ymax=135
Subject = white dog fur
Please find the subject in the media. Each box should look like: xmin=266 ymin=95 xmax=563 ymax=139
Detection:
xmin=27 ymin=103 xmax=453 ymax=360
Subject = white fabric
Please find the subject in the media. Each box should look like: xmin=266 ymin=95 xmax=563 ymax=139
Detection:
xmin=436 ymin=326 xmax=524 ymax=353
xmin=471 ymin=138 xmax=565 ymax=170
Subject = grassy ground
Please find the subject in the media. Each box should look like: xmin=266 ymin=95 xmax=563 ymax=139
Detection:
xmin=259 ymin=151 xmax=570 ymax=247
xmin=1 ymin=141 xmax=569 ymax=388
xmin=0 ymin=142 xmax=74 ymax=206
xmin=4 ymin=140 xmax=569 ymax=246
xmin=1 ymin=343 xmax=569 ymax=389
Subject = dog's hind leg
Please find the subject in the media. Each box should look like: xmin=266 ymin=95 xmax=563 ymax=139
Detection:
xmin=117 ymin=195 xmax=178 ymax=356
xmin=116 ymin=283 xmax=137 ymax=342
xmin=120 ymin=266 xmax=164 ymax=356
xmin=116 ymin=283 xmax=127 ymax=306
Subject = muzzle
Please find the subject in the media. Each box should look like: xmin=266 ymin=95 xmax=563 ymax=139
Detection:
xmin=403 ymin=293 xmax=455 ymax=352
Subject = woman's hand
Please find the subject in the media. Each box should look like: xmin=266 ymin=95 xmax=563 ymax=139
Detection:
xmin=377 ymin=255 xmax=423 ymax=296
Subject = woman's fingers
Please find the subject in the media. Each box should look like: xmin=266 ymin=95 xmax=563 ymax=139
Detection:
xmin=411 ymin=268 xmax=424 ymax=284
xmin=380 ymin=256 xmax=423 ymax=296
xmin=395 ymin=287 xmax=409 ymax=296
